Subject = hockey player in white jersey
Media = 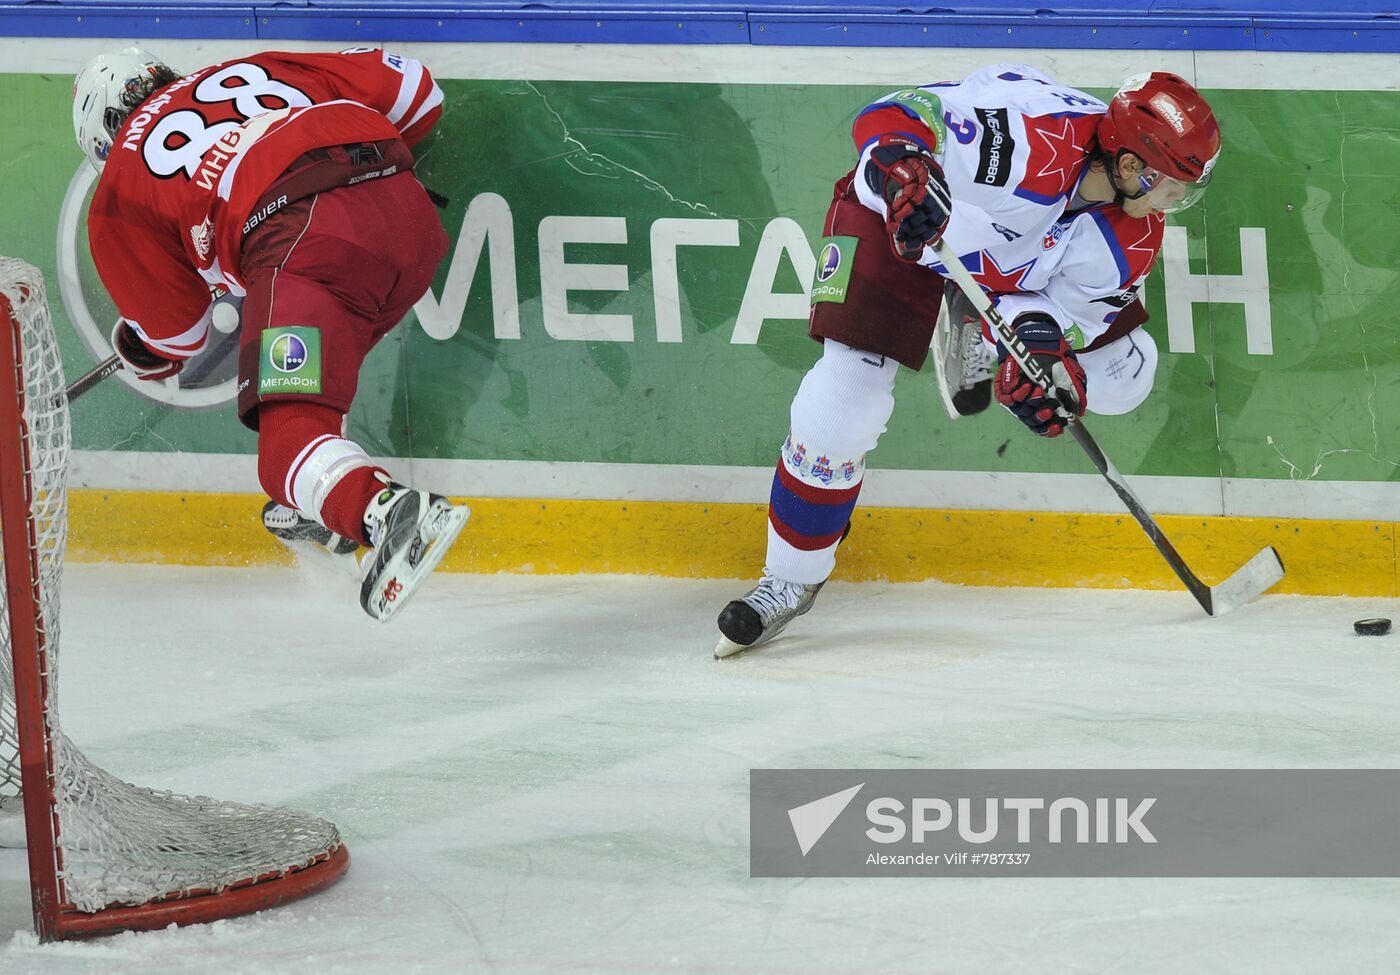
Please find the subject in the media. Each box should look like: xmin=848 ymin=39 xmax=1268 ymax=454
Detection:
xmin=715 ymin=65 xmax=1221 ymax=657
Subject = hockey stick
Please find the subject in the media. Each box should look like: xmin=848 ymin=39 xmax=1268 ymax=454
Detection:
xmin=63 ymin=354 xmax=120 ymax=403
xmin=930 ymin=238 xmax=1284 ymax=617
xmin=60 ymin=289 xmax=241 ymax=405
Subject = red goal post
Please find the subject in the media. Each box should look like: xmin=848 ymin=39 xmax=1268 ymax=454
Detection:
xmin=0 ymin=257 xmax=348 ymax=941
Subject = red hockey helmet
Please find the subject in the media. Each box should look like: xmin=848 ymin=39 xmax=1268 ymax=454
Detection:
xmin=1098 ymin=73 xmax=1221 ymax=211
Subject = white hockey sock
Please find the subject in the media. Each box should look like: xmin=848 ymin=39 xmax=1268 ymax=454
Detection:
xmin=765 ymin=340 xmax=898 ymax=585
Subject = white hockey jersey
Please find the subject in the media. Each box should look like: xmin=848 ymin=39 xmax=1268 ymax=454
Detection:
xmin=850 ymin=63 xmax=1162 ymax=350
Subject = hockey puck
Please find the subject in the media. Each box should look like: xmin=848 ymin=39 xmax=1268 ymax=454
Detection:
xmin=1354 ymin=618 xmax=1392 ymax=636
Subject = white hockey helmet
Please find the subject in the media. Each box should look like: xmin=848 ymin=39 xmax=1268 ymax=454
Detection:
xmin=72 ymin=47 xmax=171 ymax=171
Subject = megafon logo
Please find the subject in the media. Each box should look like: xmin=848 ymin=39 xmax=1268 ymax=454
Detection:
xmin=268 ymin=333 xmax=308 ymax=373
xmin=57 ymin=163 xmax=239 ymax=410
xmin=816 ymin=242 xmax=842 ymax=283
xmin=788 ymin=783 xmax=864 ymax=855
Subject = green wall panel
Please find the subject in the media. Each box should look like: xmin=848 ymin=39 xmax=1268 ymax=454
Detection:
xmin=4 ymin=66 xmax=1397 ymax=491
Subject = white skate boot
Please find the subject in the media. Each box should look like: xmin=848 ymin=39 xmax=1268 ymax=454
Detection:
xmin=934 ymin=288 xmax=996 ymax=418
xmin=714 ymin=573 xmax=825 ymax=658
xmin=262 ymin=499 xmax=361 ymax=556
xmin=359 ymin=480 xmax=470 ymax=623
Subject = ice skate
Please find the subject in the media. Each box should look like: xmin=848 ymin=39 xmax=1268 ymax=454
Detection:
xmin=262 ymin=499 xmax=361 ymax=557
xmin=934 ymin=288 xmax=995 ymax=419
xmin=359 ymin=481 xmax=470 ymax=622
xmin=714 ymin=573 xmax=825 ymax=658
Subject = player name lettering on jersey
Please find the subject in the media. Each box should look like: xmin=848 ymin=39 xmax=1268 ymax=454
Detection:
xmin=194 ymin=126 xmax=244 ymax=190
xmin=119 ymin=68 xmax=206 ymax=154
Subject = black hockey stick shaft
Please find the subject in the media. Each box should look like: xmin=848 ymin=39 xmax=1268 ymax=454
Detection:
xmin=931 ymin=239 xmax=1215 ymax=614
xmin=63 ymin=354 xmax=121 ymax=403
xmin=1064 ymin=421 xmax=1212 ymax=611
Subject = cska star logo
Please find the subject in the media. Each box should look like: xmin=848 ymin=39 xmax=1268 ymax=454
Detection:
xmin=969 ymin=251 xmax=1036 ymax=293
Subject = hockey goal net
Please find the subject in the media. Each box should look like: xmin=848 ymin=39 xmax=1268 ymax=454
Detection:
xmin=0 ymin=257 xmax=348 ymax=940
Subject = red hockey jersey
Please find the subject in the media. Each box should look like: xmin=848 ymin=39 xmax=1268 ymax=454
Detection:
xmin=87 ymin=49 xmax=443 ymax=359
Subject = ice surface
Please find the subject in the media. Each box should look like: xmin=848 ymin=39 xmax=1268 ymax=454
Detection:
xmin=3 ymin=563 xmax=1400 ymax=973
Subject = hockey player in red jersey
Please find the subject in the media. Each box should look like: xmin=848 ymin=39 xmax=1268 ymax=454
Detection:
xmin=715 ymin=65 xmax=1221 ymax=657
xmin=73 ymin=46 xmax=467 ymax=622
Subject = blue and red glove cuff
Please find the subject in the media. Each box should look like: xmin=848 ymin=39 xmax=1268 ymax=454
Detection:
xmin=996 ymin=314 xmax=1066 ymax=360
xmin=862 ymin=136 xmax=938 ymax=201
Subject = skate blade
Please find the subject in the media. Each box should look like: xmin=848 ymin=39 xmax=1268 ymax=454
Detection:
xmin=264 ymin=503 xmax=359 ymax=560
xmin=270 ymin=532 xmax=360 ymax=563
xmin=714 ymin=634 xmax=752 ymax=659
xmin=365 ymin=503 xmax=471 ymax=623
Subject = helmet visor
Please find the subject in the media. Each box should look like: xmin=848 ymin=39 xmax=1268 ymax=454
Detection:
xmin=1136 ymin=166 xmax=1211 ymax=214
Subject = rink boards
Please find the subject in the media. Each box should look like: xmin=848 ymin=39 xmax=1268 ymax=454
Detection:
xmin=61 ymin=489 xmax=1389 ymax=597
xmin=2 ymin=38 xmax=1399 ymax=595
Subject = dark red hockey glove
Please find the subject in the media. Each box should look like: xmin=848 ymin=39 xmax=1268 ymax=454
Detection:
xmin=862 ymin=135 xmax=952 ymax=261
xmin=994 ymin=314 xmax=1087 ymax=438
xmin=111 ymin=321 xmax=184 ymax=382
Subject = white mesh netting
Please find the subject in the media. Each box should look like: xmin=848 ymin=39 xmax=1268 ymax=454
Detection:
xmin=0 ymin=257 xmax=342 ymax=914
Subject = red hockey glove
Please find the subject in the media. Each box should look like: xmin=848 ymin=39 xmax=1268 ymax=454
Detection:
xmin=111 ymin=321 xmax=183 ymax=382
xmin=994 ymin=314 xmax=1087 ymax=438
xmin=863 ymin=135 xmax=952 ymax=261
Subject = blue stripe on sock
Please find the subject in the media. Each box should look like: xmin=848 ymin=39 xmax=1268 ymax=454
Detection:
xmin=769 ymin=468 xmax=859 ymax=544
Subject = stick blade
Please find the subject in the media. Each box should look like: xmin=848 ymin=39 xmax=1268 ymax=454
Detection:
xmin=1207 ymin=546 xmax=1285 ymax=617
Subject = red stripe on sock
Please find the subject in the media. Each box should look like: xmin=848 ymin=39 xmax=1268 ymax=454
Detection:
xmin=768 ymin=509 xmax=847 ymax=551
xmin=776 ymin=460 xmax=862 ymax=506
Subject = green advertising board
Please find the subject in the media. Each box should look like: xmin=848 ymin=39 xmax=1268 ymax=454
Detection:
xmin=0 ymin=41 xmax=1395 ymax=524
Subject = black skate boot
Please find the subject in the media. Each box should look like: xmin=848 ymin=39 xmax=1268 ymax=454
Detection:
xmin=262 ymin=499 xmax=361 ymax=556
xmin=714 ymin=573 xmax=826 ymax=658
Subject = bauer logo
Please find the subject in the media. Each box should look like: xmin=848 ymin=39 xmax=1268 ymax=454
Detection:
xmin=751 ymin=769 xmax=1400 ymax=878
xmin=259 ymin=327 xmax=322 ymax=396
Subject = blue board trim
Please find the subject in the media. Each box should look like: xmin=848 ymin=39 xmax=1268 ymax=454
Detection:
xmin=0 ymin=1 xmax=1397 ymax=52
